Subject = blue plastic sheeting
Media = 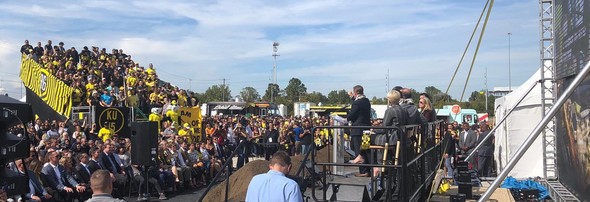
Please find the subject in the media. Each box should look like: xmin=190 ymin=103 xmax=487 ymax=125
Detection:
xmin=500 ymin=176 xmax=548 ymax=200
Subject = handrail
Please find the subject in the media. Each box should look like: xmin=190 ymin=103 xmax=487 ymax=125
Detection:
xmin=132 ymin=107 xmax=148 ymax=120
xmin=303 ymin=121 xmax=444 ymax=202
xmin=478 ymin=61 xmax=590 ymax=201
xmin=197 ymin=140 xmax=246 ymax=202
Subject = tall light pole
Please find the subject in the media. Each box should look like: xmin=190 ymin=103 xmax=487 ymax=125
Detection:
xmin=271 ymin=42 xmax=280 ymax=103
xmin=508 ymin=32 xmax=512 ymax=91
xmin=485 ymin=67 xmax=488 ymax=114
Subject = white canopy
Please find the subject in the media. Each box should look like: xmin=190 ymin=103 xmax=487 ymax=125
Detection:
xmin=494 ymin=69 xmax=547 ymax=178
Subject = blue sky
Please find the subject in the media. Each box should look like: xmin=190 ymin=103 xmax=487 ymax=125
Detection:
xmin=0 ymin=0 xmax=540 ymax=101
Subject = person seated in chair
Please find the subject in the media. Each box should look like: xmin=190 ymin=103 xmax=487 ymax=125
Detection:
xmin=41 ymin=151 xmax=86 ymax=202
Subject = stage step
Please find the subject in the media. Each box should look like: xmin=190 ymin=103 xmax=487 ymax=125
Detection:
xmin=541 ymin=179 xmax=580 ymax=202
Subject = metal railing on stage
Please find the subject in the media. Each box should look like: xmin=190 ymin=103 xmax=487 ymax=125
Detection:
xmin=294 ymin=121 xmax=444 ymax=202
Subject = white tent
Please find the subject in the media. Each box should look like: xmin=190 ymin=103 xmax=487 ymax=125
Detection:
xmin=494 ymin=69 xmax=547 ymax=178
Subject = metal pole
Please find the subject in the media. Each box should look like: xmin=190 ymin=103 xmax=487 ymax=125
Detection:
xmin=225 ymin=165 xmax=230 ymax=202
xmin=272 ymin=42 xmax=279 ymax=103
xmin=466 ymin=80 xmax=537 ymax=161
xmin=508 ymin=32 xmax=512 ymax=91
xmin=485 ymin=67 xmax=488 ymax=113
xmin=478 ymin=61 xmax=590 ymax=202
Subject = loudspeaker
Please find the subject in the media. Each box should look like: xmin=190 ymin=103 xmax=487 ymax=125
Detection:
xmin=130 ymin=121 xmax=159 ymax=166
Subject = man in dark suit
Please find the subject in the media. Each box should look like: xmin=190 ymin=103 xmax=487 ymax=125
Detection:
xmin=264 ymin=122 xmax=280 ymax=161
xmin=458 ymin=122 xmax=477 ymax=166
xmin=87 ymin=148 xmax=103 ymax=174
xmin=98 ymin=144 xmax=127 ymax=198
xmin=41 ymin=151 xmax=86 ymax=202
xmin=75 ymin=153 xmax=92 ymax=186
xmin=15 ymin=159 xmax=53 ymax=202
xmin=347 ymin=85 xmax=372 ymax=177
xmin=477 ymin=123 xmax=494 ymax=177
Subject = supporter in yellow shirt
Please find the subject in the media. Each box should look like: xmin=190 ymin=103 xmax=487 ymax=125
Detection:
xmin=166 ymin=104 xmax=180 ymax=124
xmin=98 ymin=122 xmax=114 ymax=142
xmin=126 ymin=73 xmax=138 ymax=87
xmin=145 ymin=78 xmax=156 ymax=92
xmin=178 ymin=123 xmax=194 ymax=143
xmin=146 ymin=63 xmax=156 ymax=75
xmin=149 ymin=91 xmax=160 ymax=106
xmin=149 ymin=108 xmax=162 ymax=132
xmin=177 ymin=91 xmax=187 ymax=107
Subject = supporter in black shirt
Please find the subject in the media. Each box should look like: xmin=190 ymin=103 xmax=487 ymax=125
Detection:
xmin=58 ymin=42 xmax=66 ymax=53
xmin=33 ymin=42 xmax=44 ymax=59
xmin=44 ymin=40 xmax=53 ymax=54
xmin=70 ymin=47 xmax=79 ymax=64
xmin=20 ymin=40 xmax=33 ymax=55
xmin=112 ymin=71 xmax=124 ymax=87
xmin=299 ymin=120 xmax=313 ymax=155
xmin=169 ymin=91 xmax=179 ymax=102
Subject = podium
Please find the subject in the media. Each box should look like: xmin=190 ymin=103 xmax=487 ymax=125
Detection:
xmin=331 ymin=115 xmax=347 ymax=175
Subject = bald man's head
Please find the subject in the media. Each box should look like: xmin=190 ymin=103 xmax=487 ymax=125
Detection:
xmin=400 ymin=88 xmax=412 ymax=99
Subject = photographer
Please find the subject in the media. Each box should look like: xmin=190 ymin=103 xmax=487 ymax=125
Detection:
xmin=235 ymin=122 xmax=250 ymax=169
xmin=443 ymin=124 xmax=457 ymax=177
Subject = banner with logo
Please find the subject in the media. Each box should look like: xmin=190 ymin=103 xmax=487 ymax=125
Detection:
xmin=20 ymin=56 xmax=73 ymax=118
xmin=179 ymin=106 xmax=203 ymax=136
xmin=94 ymin=106 xmax=131 ymax=138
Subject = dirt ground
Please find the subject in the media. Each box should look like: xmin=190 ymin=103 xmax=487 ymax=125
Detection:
xmin=203 ymin=146 xmax=333 ymax=202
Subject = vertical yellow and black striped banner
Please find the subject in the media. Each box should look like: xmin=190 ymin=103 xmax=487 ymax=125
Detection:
xmin=19 ymin=56 xmax=73 ymax=118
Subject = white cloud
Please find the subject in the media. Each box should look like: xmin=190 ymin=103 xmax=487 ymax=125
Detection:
xmin=0 ymin=0 xmax=542 ymax=101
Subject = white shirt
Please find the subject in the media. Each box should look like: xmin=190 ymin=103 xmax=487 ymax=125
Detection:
xmin=81 ymin=162 xmax=91 ymax=174
xmin=50 ymin=163 xmax=63 ymax=186
xmin=227 ymin=126 xmax=236 ymax=144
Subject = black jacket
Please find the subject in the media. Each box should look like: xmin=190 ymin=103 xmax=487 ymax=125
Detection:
xmin=75 ymin=163 xmax=92 ymax=184
xmin=87 ymin=159 xmax=102 ymax=174
xmin=347 ymin=96 xmax=371 ymax=136
xmin=264 ymin=128 xmax=280 ymax=144
xmin=99 ymin=152 xmax=122 ymax=174
xmin=443 ymin=131 xmax=456 ymax=156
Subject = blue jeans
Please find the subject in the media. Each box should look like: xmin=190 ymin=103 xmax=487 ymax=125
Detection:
xmin=445 ymin=156 xmax=454 ymax=177
xmin=301 ymin=144 xmax=309 ymax=156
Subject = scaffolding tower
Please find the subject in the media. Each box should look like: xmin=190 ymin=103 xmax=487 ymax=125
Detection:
xmin=539 ymin=0 xmax=580 ymax=201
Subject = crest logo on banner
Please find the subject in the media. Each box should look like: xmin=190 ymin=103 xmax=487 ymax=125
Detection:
xmin=95 ymin=106 xmax=130 ymax=137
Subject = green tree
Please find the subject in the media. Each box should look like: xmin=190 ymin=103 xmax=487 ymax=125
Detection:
xmin=327 ymin=89 xmax=350 ymax=105
xmin=284 ymin=78 xmax=307 ymax=103
xmin=202 ymin=84 xmax=231 ymax=102
xmin=239 ymin=87 xmax=260 ymax=103
xmin=262 ymin=83 xmax=281 ymax=102
xmin=371 ymin=96 xmax=388 ymax=105
xmin=423 ymin=86 xmax=455 ymax=107
xmin=466 ymin=90 xmax=495 ymax=115
xmin=304 ymin=91 xmax=328 ymax=104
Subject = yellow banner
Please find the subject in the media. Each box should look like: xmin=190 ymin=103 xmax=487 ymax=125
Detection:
xmin=179 ymin=106 xmax=203 ymax=135
xmin=20 ymin=56 xmax=73 ymax=117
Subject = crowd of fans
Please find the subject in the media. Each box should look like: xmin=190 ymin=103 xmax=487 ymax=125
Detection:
xmin=12 ymin=40 xmax=493 ymax=202
xmin=12 ymin=40 xmax=339 ymax=202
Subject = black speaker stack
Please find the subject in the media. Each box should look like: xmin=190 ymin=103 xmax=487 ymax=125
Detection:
xmin=130 ymin=121 xmax=159 ymax=166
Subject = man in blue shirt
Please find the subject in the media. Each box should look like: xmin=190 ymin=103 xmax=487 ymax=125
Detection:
xmin=246 ymin=151 xmax=303 ymax=202
xmin=100 ymin=89 xmax=113 ymax=107
xmin=293 ymin=122 xmax=303 ymax=155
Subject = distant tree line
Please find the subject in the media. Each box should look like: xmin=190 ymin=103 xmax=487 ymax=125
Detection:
xmin=192 ymin=77 xmax=494 ymax=116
